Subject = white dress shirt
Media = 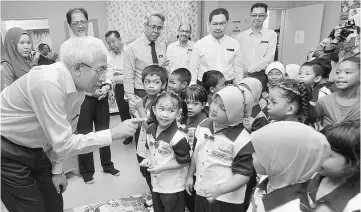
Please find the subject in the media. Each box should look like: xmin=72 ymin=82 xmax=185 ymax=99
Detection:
xmin=123 ymin=35 xmax=169 ymax=100
xmin=0 ymin=62 xmax=112 ymax=174
xmin=166 ymin=40 xmax=195 ymax=72
xmin=189 ymin=34 xmax=243 ymax=84
xmin=237 ymin=28 xmax=277 ymax=73
xmin=110 ymin=51 xmax=124 ymax=84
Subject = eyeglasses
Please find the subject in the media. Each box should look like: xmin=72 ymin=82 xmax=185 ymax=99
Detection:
xmin=210 ymin=21 xmax=227 ymax=27
xmin=71 ymin=20 xmax=88 ymax=27
xmin=81 ymin=62 xmax=107 ymax=75
xmin=146 ymin=23 xmax=163 ymax=32
xmin=179 ymin=30 xmax=191 ymax=34
xmin=250 ymin=13 xmax=266 ymax=18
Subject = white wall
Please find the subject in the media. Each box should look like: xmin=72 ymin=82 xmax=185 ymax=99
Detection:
xmin=1 ymin=1 xmax=107 ymax=53
xmin=293 ymin=1 xmax=341 ymax=40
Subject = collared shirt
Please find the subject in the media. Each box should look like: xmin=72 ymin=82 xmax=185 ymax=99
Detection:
xmin=123 ymin=35 xmax=169 ymax=99
xmin=0 ymin=62 xmax=112 ymax=174
xmin=110 ymin=50 xmax=124 ymax=84
xmin=189 ymin=34 xmax=243 ymax=84
xmin=193 ymin=119 xmax=253 ymax=204
xmin=308 ymin=173 xmax=360 ymax=212
xmin=145 ymin=121 xmax=190 ymax=193
xmin=247 ymin=178 xmax=310 ymax=212
xmin=166 ymin=40 xmax=195 ymax=72
xmin=237 ymin=28 xmax=277 ymax=73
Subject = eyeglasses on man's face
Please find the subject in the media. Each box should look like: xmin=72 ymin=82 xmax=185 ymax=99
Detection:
xmin=210 ymin=21 xmax=227 ymax=27
xmin=250 ymin=13 xmax=266 ymax=18
xmin=81 ymin=62 xmax=107 ymax=76
xmin=71 ymin=20 xmax=88 ymax=27
xmin=179 ymin=30 xmax=191 ymax=34
xmin=146 ymin=23 xmax=164 ymax=32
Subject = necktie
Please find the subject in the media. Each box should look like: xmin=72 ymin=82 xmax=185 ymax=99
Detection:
xmin=149 ymin=41 xmax=158 ymax=65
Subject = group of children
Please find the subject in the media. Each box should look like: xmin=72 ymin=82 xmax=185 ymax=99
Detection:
xmin=127 ymin=54 xmax=360 ymax=212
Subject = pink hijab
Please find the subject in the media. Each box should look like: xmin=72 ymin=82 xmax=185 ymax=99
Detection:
xmin=1 ymin=27 xmax=32 ymax=79
xmin=251 ymin=121 xmax=331 ymax=193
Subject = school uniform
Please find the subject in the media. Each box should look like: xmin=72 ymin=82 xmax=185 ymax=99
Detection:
xmin=247 ymin=178 xmax=311 ymax=212
xmin=145 ymin=121 xmax=191 ymax=212
xmin=135 ymin=95 xmax=155 ymax=192
xmin=179 ymin=111 xmax=208 ymax=212
xmin=310 ymin=82 xmax=332 ymax=106
xmin=250 ymin=107 xmax=270 ymax=132
xmin=308 ymin=173 xmax=361 ymax=212
xmin=193 ymin=118 xmax=254 ymax=212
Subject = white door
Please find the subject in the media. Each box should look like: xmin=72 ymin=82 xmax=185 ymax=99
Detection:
xmin=280 ymin=4 xmax=324 ymax=65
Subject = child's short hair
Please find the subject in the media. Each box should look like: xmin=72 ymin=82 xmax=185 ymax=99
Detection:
xmin=181 ymin=84 xmax=208 ymax=103
xmin=321 ymin=120 xmax=360 ymax=182
xmin=340 ymin=55 xmax=361 ymax=70
xmin=171 ymin=68 xmax=192 ymax=86
xmin=142 ymin=65 xmax=168 ymax=85
xmin=310 ymin=58 xmax=332 ymax=79
xmin=301 ymin=62 xmax=324 ymax=78
xmin=202 ymin=70 xmax=224 ymax=94
xmin=276 ymin=79 xmax=317 ymax=127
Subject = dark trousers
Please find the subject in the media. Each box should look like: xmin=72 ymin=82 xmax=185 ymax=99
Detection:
xmin=136 ymin=154 xmax=153 ymax=192
xmin=185 ymin=176 xmax=196 ymax=212
xmin=249 ymin=70 xmax=268 ymax=91
xmin=195 ymin=194 xmax=244 ymax=212
xmin=115 ymin=84 xmax=131 ymax=121
xmin=77 ymin=96 xmax=114 ymax=180
xmin=1 ymin=136 xmax=63 ymax=212
xmin=152 ymin=191 xmax=185 ymax=212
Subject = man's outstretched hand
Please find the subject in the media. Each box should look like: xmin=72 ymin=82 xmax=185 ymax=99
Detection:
xmin=110 ymin=118 xmax=146 ymax=140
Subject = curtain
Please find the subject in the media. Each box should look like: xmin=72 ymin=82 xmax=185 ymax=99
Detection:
xmin=106 ymin=0 xmax=199 ymax=46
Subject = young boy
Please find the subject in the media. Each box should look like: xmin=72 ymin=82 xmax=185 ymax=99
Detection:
xmin=201 ymin=70 xmax=225 ymax=106
xmin=133 ymin=65 xmax=168 ymax=193
xmin=316 ymin=56 xmax=360 ymax=126
xmin=297 ymin=61 xmax=331 ymax=105
xmin=312 ymin=57 xmax=338 ymax=93
xmin=168 ymin=68 xmax=192 ymax=94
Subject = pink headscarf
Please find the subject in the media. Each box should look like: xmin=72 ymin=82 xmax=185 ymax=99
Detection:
xmin=251 ymin=121 xmax=330 ymax=193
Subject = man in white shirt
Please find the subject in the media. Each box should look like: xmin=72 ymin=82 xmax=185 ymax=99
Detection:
xmin=189 ymin=8 xmax=243 ymax=85
xmin=237 ymin=3 xmax=277 ymax=88
xmin=65 ymin=8 xmax=121 ymax=184
xmin=105 ymin=30 xmax=133 ymax=145
xmin=123 ymin=11 xmax=169 ymax=102
xmin=0 ymin=36 xmax=144 ymax=212
xmin=167 ymin=23 xmax=195 ymax=72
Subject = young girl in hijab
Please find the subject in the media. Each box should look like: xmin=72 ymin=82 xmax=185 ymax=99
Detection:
xmin=308 ymin=120 xmax=360 ymax=212
xmin=238 ymin=77 xmax=269 ymax=132
xmin=185 ymin=85 xmax=254 ymax=212
xmin=248 ymin=121 xmax=330 ymax=212
xmin=1 ymin=27 xmax=34 ymax=90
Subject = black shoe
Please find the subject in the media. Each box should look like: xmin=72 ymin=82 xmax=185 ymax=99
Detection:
xmin=104 ymin=168 xmax=120 ymax=176
xmin=123 ymin=136 xmax=133 ymax=145
xmin=82 ymin=175 xmax=94 ymax=184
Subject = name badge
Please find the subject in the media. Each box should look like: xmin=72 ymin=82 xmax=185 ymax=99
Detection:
xmin=227 ymin=48 xmax=234 ymax=51
xmin=159 ymin=55 xmax=163 ymax=58
xmin=260 ymin=41 xmax=269 ymax=44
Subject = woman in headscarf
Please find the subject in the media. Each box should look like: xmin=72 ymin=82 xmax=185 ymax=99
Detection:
xmin=248 ymin=121 xmax=331 ymax=212
xmin=1 ymin=27 xmax=34 ymax=90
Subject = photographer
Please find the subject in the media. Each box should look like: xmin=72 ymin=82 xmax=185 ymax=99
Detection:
xmin=314 ymin=20 xmax=359 ymax=63
xmin=313 ymin=26 xmax=343 ymax=61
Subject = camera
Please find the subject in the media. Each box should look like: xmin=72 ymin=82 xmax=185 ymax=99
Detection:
xmin=340 ymin=19 xmax=356 ymax=40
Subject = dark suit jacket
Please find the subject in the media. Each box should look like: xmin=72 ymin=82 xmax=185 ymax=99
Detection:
xmin=37 ymin=54 xmax=56 ymax=66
